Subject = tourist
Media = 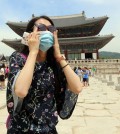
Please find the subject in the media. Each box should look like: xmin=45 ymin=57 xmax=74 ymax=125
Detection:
xmin=6 ymin=15 xmax=83 ymax=134
xmin=91 ymin=66 xmax=96 ymax=76
xmin=0 ymin=69 xmax=5 ymax=89
xmin=82 ymin=67 xmax=89 ymax=86
xmin=0 ymin=63 xmax=6 ymax=89
xmin=77 ymin=67 xmax=83 ymax=81
xmin=73 ymin=66 xmax=78 ymax=74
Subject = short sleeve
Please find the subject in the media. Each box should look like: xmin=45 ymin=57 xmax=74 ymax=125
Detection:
xmin=7 ymin=51 xmax=26 ymax=115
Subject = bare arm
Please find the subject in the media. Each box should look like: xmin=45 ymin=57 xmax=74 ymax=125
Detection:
xmin=53 ymin=30 xmax=82 ymax=94
xmin=15 ymin=52 xmax=38 ymax=98
xmin=59 ymin=60 xmax=83 ymax=94
xmin=15 ymin=30 xmax=39 ymax=98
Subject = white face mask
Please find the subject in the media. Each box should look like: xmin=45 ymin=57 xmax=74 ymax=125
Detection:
xmin=21 ymin=31 xmax=54 ymax=52
xmin=39 ymin=31 xmax=54 ymax=52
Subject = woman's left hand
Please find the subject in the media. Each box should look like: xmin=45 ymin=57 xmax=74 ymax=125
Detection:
xmin=53 ymin=30 xmax=62 ymax=59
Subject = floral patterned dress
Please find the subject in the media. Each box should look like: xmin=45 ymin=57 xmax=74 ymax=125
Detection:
xmin=6 ymin=51 xmax=78 ymax=134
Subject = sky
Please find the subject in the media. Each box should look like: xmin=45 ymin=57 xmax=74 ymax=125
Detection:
xmin=0 ymin=0 xmax=120 ymax=56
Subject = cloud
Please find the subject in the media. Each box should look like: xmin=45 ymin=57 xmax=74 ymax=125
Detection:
xmin=0 ymin=26 xmax=20 ymax=56
xmin=0 ymin=43 xmax=14 ymax=56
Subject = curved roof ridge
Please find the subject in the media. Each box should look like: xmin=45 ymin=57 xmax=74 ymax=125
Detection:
xmin=58 ymin=34 xmax=114 ymax=40
xmin=96 ymin=34 xmax=114 ymax=37
xmin=86 ymin=15 xmax=108 ymax=21
xmin=50 ymin=12 xmax=84 ymax=19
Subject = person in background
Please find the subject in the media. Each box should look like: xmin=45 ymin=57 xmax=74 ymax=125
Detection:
xmin=91 ymin=66 xmax=96 ymax=77
xmin=0 ymin=63 xmax=6 ymax=89
xmin=73 ymin=66 xmax=78 ymax=75
xmin=82 ymin=67 xmax=89 ymax=87
xmin=0 ymin=68 xmax=5 ymax=89
xmin=86 ymin=67 xmax=90 ymax=86
xmin=77 ymin=67 xmax=83 ymax=82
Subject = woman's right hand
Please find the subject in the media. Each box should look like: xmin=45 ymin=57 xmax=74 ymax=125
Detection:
xmin=27 ymin=29 xmax=40 ymax=54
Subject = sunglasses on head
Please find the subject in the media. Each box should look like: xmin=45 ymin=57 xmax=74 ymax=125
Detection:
xmin=34 ymin=23 xmax=56 ymax=33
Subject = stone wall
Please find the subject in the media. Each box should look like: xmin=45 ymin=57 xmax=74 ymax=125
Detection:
xmin=68 ymin=59 xmax=120 ymax=74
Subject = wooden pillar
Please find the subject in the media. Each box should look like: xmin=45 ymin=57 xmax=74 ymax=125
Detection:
xmin=96 ymin=49 xmax=99 ymax=59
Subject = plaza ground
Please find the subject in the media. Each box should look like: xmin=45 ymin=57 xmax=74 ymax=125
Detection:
xmin=0 ymin=76 xmax=120 ymax=134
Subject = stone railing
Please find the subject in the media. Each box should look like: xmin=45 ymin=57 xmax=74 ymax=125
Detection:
xmin=67 ymin=59 xmax=120 ymax=74
xmin=68 ymin=59 xmax=120 ymax=64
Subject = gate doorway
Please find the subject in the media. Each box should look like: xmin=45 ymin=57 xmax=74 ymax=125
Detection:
xmin=85 ymin=53 xmax=92 ymax=59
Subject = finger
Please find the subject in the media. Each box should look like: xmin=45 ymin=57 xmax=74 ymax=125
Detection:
xmin=36 ymin=31 xmax=41 ymax=36
xmin=53 ymin=30 xmax=58 ymax=36
xmin=53 ymin=30 xmax=57 ymax=39
xmin=35 ymin=34 xmax=40 ymax=40
xmin=28 ymin=33 xmax=32 ymax=39
xmin=31 ymin=32 xmax=38 ymax=39
xmin=53 ymin=30 xmax=59 ymax=44
xmin=33 ymin=25 xmax=38 ymax=33
xmin=31 ymin=31 xmax=40 ymax=38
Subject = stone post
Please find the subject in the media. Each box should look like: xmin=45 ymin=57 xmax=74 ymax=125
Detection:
xmin=101 ymin=74 xmax=107 ymax=83
xmin=109 ymin=75 xmax=112 ymax=81
xmin=103 ymin=74 xmax=106 ymax=79
xmin=115 ymin=77 xmax=120 ymax=91
xmin=118 ymin=77 xmax=120 ymax=84
xmin=107 ymin=75 xmax=114 ymax=86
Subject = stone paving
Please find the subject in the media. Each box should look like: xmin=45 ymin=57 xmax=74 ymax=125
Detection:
xmin=0 ymin=76 xmax=120 ymax=134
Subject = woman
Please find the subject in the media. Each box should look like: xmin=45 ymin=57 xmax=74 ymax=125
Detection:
xmin=0 ymin=68 xmax=5 ymax=89
xmin=6 ymin=15 xmax=83 ymax=134
xmin=0 ymin=64 xmax=5 ymax=89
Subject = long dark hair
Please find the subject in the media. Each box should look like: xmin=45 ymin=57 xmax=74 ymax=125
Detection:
xmin=21 ymin=16 xmax=54 ymax=55
xmin=21 ymin=15 xmax=63 ymax=93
